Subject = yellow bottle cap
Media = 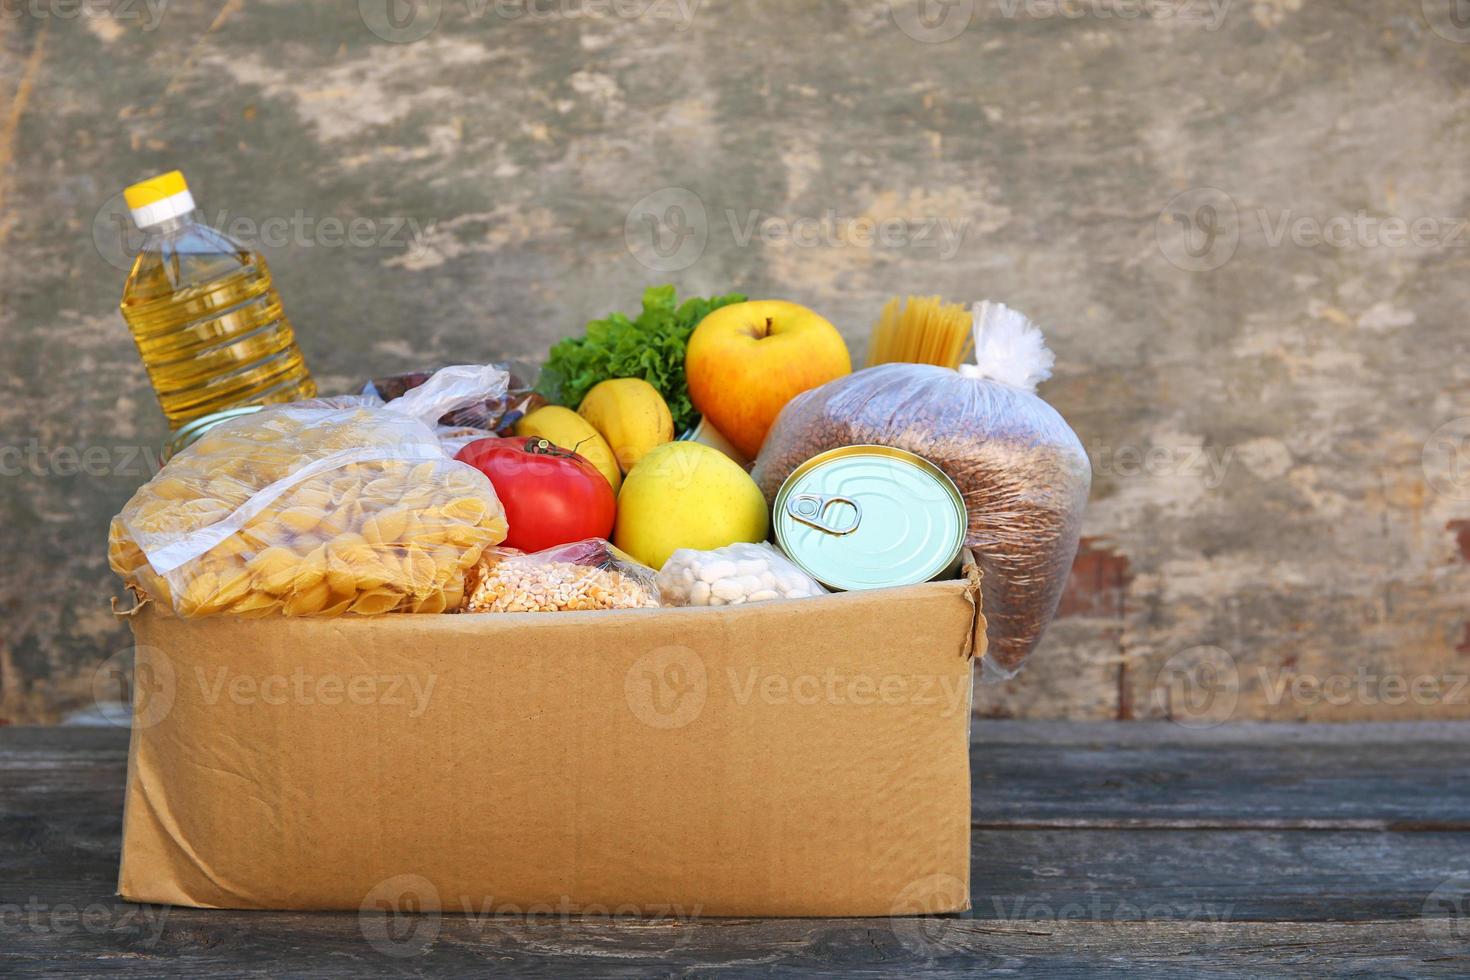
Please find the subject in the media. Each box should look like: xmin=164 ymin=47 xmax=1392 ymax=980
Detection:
xmin=123 ymin=171 xmax=195 ymax=228
xmin=124 ymin=170 xmax=188 ymax=209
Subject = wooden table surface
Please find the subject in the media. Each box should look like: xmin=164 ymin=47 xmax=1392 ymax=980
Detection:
xmin=4 ymin=722 xmax=1469 ymax=977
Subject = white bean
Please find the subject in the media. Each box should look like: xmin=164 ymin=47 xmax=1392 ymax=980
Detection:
xmin=711 ymin=579 xmax=745 ymax=601
xmin=659 ymin=544 xmax=825 ymax=606
xmin=699 ymin=560 xmax=737 ymax=583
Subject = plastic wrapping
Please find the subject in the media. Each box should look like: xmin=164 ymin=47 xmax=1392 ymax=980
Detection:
xmin=437 ymin=426 xmax=496 ymax=457
xmin=296 ymin=364 xmax=543 ymax=456
xmin=108 ymin=365 xmax=511 ymax=617
xmin=366 ymin=365 xmax=546 ymax=434
xmin=657 ymin=542 xmax=827 ymax=606
xmin=752 ymin=302 xmax=1090 ymax=678
xmin=464 ymin=538 xmax=659 ymax=612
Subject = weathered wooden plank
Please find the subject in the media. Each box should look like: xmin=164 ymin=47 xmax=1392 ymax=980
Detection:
xmin=972 ymin=721 xmax=1470 ymax=828
xmin=970 ymin=828 xmax=1470 ymax=923
xmin=6 ymin=817 xmax=1462 ymax=926
xmin=2 ymin=912 xmax=1468 ymax=978
xmin=4 ymin=724 xmax=1470 ymax=974
xmin=974 ymin=720 xmax=1470 ymax=747
xmin=5 ymin=822 xmax=1462 ymax=924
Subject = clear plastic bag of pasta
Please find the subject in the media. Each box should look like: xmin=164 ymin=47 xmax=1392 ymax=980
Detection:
xmin=752 ymin=303 xmax=1091 ymax=680
xmin=108 ymin=365 xmax=511 ymax=618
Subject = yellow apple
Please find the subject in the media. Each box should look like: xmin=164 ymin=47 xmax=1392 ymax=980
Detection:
xmin=685 ymin=300 xmax=851 ymax=459
xmin=614 ymin=442 xmax=768 ymax=570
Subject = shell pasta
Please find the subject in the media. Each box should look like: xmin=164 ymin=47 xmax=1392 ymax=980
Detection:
xmin=109 ymin=404 xmax=507 ymax=618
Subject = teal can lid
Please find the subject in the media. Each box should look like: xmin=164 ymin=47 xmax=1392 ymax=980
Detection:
xmin=773 ymin=445 xmax=967 ymax=591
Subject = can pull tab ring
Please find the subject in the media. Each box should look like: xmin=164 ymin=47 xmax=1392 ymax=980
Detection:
xmin=786 ymin=493 xmax=862 ymax=536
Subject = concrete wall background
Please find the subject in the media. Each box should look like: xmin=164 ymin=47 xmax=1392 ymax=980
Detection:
xmin=1 ymin=0 xmax=1467 ymax=723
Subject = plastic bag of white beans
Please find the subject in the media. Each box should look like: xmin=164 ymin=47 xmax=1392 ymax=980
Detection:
xmin=656 ymin=542 xmax=828 ymax=607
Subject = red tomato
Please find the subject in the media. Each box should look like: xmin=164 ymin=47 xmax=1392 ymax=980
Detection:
xmin=454 ymin=437 xmax=616 ymax=553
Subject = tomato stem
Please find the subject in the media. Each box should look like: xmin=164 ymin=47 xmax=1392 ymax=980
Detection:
xmin=523 ymin=437 xmax=575 ymax=459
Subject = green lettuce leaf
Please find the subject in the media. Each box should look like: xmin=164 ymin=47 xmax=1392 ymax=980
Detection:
xmin=538 ymin=286 xmax=745 ymax=433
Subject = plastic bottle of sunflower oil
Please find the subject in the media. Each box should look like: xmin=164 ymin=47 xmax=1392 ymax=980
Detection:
xmin=119 ymin=170 xmax=316 ymax=430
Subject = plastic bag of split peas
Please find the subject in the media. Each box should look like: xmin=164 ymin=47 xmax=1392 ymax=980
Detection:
xmin=108 ymin=365 xmax=511 ymax=618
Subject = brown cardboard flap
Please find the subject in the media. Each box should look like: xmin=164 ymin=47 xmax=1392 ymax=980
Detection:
xmin=118 ymin=576 xmax=977 ymax=916
xmin=960 ymin=552 xmax=988 ymax=663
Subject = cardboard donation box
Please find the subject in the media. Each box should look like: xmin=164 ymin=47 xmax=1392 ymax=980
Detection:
xmin=117 ymin=561 xmax=984 ymax=917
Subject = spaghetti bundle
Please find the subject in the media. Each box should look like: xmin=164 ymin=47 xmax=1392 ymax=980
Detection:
xmin=865 ymin=295 xmax=973 ymax=369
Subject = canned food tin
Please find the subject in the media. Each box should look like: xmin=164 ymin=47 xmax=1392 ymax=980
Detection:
xmin=162 ymin=405 xmax=263 ymax=461
xmin=773 ymin=445 xmax=967 ymax=591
